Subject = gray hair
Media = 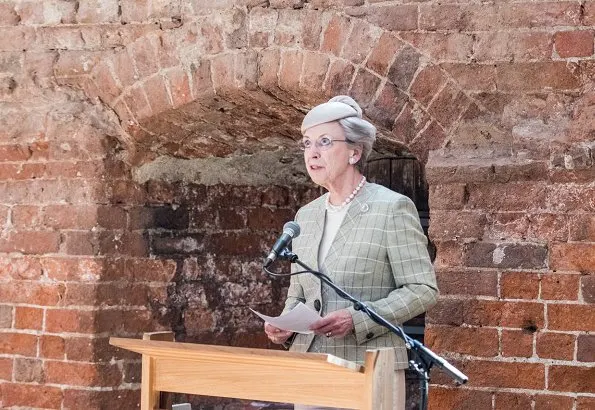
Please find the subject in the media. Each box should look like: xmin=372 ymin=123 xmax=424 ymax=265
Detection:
xmin=329 ymin=96 xmax=377 ymax=166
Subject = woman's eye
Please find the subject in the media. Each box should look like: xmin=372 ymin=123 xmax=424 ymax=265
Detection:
xmin=302 ymin=140 xmax=311 ymax=147
xmin=319 ymin=137 xmax=331 ymax=146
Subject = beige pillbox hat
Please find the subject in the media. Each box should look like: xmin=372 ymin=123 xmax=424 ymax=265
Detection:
xmin=300 ymin=97 xmax=361 ymax=134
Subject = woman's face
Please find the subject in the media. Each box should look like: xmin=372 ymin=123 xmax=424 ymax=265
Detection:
xmin=302 ymin=121 xmax=358 ymax=189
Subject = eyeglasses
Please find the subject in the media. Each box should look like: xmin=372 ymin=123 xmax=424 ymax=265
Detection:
xmin=299 ymin=136 xmax=350 ymax=151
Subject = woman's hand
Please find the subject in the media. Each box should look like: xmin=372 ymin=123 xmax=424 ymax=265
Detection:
xmin=264 ymin=323 xmax=294 ymax=345
xmin=310 ymin=309 xmax=354 ymax=338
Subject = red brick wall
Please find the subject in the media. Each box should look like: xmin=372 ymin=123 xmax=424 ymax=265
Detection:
xmin=0 ymin=105 xmax=314 ymax=407
xmin=141 ymin=182 xmax=317 ymax=347
xmin=0 ymin=92 xmax=179 ymax=407
xmin=1 ymin=0 xmax=593 ymax=409
xmin=425 ymin=166 xmax=595 ymax=408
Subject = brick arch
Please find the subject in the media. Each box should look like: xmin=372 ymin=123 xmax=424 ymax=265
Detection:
xmin=84 ymin=7 xmax=478 ymax=165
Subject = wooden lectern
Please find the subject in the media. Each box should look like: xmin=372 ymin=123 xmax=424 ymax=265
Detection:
xmin=110 ymin=332 xmax=395 ymax=410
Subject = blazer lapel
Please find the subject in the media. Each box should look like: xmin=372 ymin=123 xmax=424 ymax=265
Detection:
xmin=321 ymin=184 xmax=375 ymax=273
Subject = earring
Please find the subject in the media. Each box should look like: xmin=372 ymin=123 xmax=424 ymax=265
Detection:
xmin=349 ymin=157 xmax=356 ymax=164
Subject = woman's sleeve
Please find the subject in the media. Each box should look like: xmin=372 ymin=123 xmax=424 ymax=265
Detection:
xmin=347 ymin=196 xmax=439 ymax=344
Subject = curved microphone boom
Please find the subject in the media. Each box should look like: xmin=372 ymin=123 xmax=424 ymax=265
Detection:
xmin=264 ymin=221 xmax=300 ymax=267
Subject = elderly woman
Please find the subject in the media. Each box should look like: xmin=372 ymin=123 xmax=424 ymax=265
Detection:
xmin=264 ymin=96 xmax=438 ymax=409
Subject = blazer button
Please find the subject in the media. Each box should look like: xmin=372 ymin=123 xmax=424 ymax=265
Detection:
xmin=314 ymin=299 xmax=321 ymax=311
xmin=366 ymin=332 xmax=374 ymax=340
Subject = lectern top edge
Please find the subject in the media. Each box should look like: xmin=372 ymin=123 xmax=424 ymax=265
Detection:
xmin=109 ymin=337 xmax=364 ymax=372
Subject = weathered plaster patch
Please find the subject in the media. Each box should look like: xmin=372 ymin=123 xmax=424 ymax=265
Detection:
xmin=133 ymin=151 xmax=310 ymax=186
xmin=493 ymin=245 xmax=506 ymax=265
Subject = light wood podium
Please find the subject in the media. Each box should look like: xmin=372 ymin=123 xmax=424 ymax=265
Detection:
xmin=109 ymin=332 xmax=395 ymax=410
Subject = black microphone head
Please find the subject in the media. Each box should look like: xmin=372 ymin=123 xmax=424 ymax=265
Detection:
xmin=282 ymin=221 xmax=300 ymax=238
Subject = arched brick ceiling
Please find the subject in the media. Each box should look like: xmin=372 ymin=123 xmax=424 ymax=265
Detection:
xmin=128 ymin=90 xmax=306 ymax=165
xmin=81 ymin=6 xmax=466 ymax=166
xmin=81 ymin=5 xmax=586 ymax=168
xmin=125 ymin=89 xmax=410 ymax=168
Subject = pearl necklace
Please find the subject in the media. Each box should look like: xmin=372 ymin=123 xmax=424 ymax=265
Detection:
xmin=325 ymin=176 xmax=366 ymax=212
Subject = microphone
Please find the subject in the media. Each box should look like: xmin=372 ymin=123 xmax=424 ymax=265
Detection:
xmin=264 ymin=221 xmax=300 ymax=267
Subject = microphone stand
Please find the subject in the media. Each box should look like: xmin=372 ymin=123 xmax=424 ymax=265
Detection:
xmin=270 ymin=249 xmax=468 ymax=410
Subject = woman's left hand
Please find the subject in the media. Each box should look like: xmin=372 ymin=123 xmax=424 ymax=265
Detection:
xmin=310 ymin=309 xmax=354 ymax=338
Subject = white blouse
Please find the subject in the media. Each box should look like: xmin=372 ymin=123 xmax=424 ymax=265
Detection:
xmin=318 ymin=201 xmax=351 ymax=265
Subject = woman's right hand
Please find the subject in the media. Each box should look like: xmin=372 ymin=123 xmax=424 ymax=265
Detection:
xmin=264 ymin=322 xmax=294 ymax=345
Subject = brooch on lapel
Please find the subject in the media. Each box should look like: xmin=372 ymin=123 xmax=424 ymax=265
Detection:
xmin=360 ymin=203 xmax=369 ymax=213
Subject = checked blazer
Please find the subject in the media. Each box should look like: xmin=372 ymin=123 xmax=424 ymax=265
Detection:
xmin=282 ymin=182 xmax=438 ymax=369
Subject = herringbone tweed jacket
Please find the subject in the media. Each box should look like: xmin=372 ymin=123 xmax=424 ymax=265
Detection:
xmin=282 ymin=182 xmax=438 ymax=370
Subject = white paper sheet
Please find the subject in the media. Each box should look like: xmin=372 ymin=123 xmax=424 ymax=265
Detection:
xmin=250 ymin=302 xmax=322 ymax=334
